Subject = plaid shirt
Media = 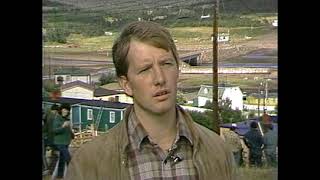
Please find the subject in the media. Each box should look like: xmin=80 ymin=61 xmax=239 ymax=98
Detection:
xmin=127 ymin=108 xmax=198 ymax=180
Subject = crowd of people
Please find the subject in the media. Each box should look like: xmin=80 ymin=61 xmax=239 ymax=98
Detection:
xmin=221 ymin=116 xmax=278 ymax=168
xmin=42 ymin=103 xmax=74 ymax=179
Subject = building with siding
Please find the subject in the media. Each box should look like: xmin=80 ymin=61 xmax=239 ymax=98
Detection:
xmin=42 ymin=97 xmax=130 ymax=132
xmin=195 ymin=84 xmax=244 ymax=110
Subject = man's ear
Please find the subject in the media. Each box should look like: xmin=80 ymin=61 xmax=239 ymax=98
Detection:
xmin=118 ymin=76 xmax=133 ymax=97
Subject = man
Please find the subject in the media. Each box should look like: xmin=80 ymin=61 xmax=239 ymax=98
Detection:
xmin=244 ymin=121 xmax=264 ymax=167
xmin=65 ymin=21 xmax=237 ymax=180
xmin=263 ymin=124 xmax=278 ymax=167
xmin=53 ymin=103 xmax=73 ymax=179
xmin=221 ymin=125 xmax=243 ymax=167
xmin=43 ymin=104 xmax=60 ymax=175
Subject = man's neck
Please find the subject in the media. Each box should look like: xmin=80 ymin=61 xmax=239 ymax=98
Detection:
xmin=133 ymin=105 xmax=177 ymax=150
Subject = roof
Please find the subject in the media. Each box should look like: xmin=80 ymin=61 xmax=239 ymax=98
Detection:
xmin=94 ymin=87 xmax=123 ymax=97
xmin=42 ymin=97 xmax=88 ymax=105
xmin=220 ymin=117 xmax=278 ymax=136
xmin=248 ymin=92 xmax=278 ymax=98
xmin=61 ymin=81 xmax=95 ymax=91
xmin=43 ymin=97 xmax=130 ymax=109
xmin=54 ymin=68 xmax=90 ymax=76
xmin=197 ymin=84 xmax=239 ymax=99
xmin=79 ymin=100 xmax=129 ymax=109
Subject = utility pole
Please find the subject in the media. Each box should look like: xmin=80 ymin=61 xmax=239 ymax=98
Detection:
xmin=265 ymin=79 xmax=269 ymax=113
xmin=212 ymin=0 xmax=220 ymax=135
xmin=257 ymin=85 xmax=261 ymax=118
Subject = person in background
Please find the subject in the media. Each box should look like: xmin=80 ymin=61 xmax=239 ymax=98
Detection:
xmin=53 ymin=103 xmax=74 ymax=179
xmin=263 ymin=124 xmax=278 ymax=167
xmin=244 ymin=121 xmax=264 ymax=167
xmin=43 ymin=104 xmax=60 ymax=175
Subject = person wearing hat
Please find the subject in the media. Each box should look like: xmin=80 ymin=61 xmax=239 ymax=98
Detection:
xmin=243 ymin=121 xmax=264 ymax=167
xmin=53 ymin=103 xmax=74 ymax=179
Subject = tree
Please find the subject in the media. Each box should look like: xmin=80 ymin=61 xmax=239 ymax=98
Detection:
xmin=176 ymin=91 xmax=187 ymax=105
xmin=187 ymin=110 xmax=214 ymax=130
xmin=99 ymin=73 xmax=116 ymax=85
xmin=43 ymin=80 xmax=61 ymax=99
xmin=203 ymin=98 xmax=244 ymax=124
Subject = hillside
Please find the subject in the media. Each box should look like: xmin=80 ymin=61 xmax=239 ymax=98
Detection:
xmin=45 ymin=0 xmax=277 ymax=13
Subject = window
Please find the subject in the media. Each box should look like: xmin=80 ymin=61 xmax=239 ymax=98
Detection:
xmin=87 ymin=109 xmax=93 ymax=120
xmin=66 ymin=75 xmax=71 ymax=82
xmin=110 ymin=111 xmax=115 ymax=123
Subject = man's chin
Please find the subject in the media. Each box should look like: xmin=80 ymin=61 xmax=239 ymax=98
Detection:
xmin=151 ymin=101 xmax=176 ymax=115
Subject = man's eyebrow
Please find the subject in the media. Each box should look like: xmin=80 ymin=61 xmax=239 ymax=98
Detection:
xmin=159 ymin=56 xmax=175 ymax=62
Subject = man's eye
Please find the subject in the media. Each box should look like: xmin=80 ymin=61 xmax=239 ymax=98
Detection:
xmin=163 ymin=61 xmax=174 ymax=66
xmin=139 ymin=67 xmax=150 ymax=73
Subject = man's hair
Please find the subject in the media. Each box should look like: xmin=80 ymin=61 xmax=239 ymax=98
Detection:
xmin=60 ymin=103 xmax=71 ymax=111
xmin=51 ymin=104 xmax=60 ymax=111
xmin=250 ymin=121 xmax=258 ymax=129
xmin=112 ymin=21 xmax=179 ymax=77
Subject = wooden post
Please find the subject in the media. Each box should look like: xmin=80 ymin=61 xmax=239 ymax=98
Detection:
xmin=212 ymin=0 xmax=220 ymax=135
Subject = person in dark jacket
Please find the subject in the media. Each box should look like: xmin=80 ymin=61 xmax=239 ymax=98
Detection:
xmin=244 ymin=121 xmax=264 ymax=167
xmin=43 ymin=104 xmax=60 ymax=175
xmin=53 ymin=103 xmax=73 ymax=179
xmin=263 ymin=124 xmax=278 ymax=167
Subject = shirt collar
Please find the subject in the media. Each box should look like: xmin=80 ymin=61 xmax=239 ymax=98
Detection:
xmin=127 ymin=106 xmax=194 ymax=150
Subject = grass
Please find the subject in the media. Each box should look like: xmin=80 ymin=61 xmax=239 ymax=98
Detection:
xmin=43 ymin=25 xmax=273 ymax=57
xmin=178 ymin=73 xmax=277 ymax=91
xmin=238 ymin=167 xmax=277 ymax=180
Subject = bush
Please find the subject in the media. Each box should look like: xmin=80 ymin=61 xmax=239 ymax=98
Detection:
xmin=44 ymin=27 xmax=69 ymax=43
xmin=176 ymin=91 xmax=187 ymax=105
xmin=187 ymin=110 xmax=214 ymax=130
xmin=99 ymin=73 xmax=116 ymax=85
xmin=203 ymin=98 xmax=245 ymax=124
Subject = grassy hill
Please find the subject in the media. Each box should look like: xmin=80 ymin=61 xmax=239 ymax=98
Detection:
xmin=43 ymin=0 xmax=277 ymax=42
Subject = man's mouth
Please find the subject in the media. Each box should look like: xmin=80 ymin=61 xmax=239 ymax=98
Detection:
xmin=154 ymin=89 xmax=170 ymax=97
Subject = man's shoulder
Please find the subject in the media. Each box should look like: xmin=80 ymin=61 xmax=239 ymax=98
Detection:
xmin=193 ymin=123 xmax=226 ymax=148
xmin=73 ymin=121 xmax=126 ymax=158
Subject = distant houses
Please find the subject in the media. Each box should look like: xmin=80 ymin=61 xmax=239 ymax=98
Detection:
xmin=195 ymin=84 xmax=244 ymax=110
xmin=54 ymin=68 xmax=91 ymax=85
xmin=243 ymin=92 xmax=278 ymax=113
xmin=60 ymin=80 xmax=133 ymax=104
xmin=54 ymin=67 xmax=116 ymax=85
xmin=211 ymin=33 xmax=230 ymax=43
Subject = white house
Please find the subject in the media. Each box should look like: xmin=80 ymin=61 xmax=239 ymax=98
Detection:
xmin=61 ymin=81 xmax=95 ymax=99
xmin=196 ymin=84 xmax=244 ymax=110
xmin=211 ymin=33 xmax=230 ymax=42
xmin=54 ymin=68 xmax=91 ymax=85
xmin=201 ymin=14 xmax=210 ymax=19
xmin=272 ymin=19 xmax=278 ymax=27
xmin=60 ymin=81 xmax=133 ymax=104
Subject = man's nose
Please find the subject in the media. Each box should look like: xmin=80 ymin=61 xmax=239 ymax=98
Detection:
xmin=152 ymin=65 xmax=165 ymax=86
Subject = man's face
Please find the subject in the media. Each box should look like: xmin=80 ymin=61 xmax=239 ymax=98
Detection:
xmin=61 ymin=108 xmax=69 ymax=117
xmin=119 ymin=40 xmax=179 ymax=115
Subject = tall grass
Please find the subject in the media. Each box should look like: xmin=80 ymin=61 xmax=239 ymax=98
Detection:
xmin=238 ymin=167 xmax=278 ymax=180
